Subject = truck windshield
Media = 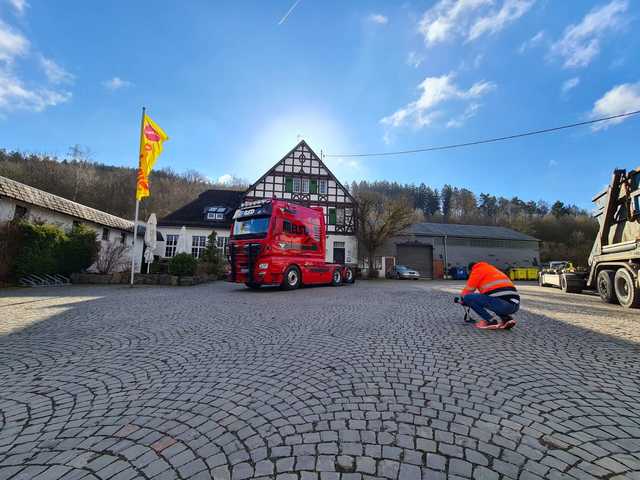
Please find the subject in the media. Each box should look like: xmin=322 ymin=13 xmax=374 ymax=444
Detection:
xmin=233 ymin=217 xmax=270 ymax=238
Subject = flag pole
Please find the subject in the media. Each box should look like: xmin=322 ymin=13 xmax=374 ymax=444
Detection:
xmin=130 ymin=106 xmax=146 ymax=286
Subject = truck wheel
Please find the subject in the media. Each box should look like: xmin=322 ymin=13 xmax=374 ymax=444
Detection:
xmin=331 ymin=268 xmax=342 ymax=286
xmin=245 ymin=282 xmax=261 ymax=290
xmin=614 ymin=268 xmax=640 ymax=308
xmin=343 ymin=267 xmax=355 ymax=284
xmin=597 ymin=270 xmax=618 ymax=304
xmin=282 ymin=266 xmax=301 ymax=290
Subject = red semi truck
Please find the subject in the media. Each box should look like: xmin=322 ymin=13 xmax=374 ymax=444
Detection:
xmin=228 ymin=199 xmax=355 ymax=290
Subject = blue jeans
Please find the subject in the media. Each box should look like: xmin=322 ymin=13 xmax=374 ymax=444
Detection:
xmin=462 ymin=294 xmax=519 ymax=321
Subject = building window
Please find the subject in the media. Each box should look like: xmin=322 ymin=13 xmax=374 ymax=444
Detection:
xmin=309 ymin=179 xmax=318 ymax=194
xmin=302 ymin=178 xmax=309 ymax=193
xmin=13 ymin=205 xmax=28 ymax=220
xmin=207 ymin=212 xmax=225 ymax=220
xmin=165 ymin=234 xmax=178 ymax=257
xmin=285 ymin=177 xmax=293 ymax=193
xmin=102 ymin=227 xmax=110 ymax=241
xmin=336 ymin=208 xmax=345 ymax=225
xmin=293 ymin=177 xmax=302 ymax=193
xmin=216 ymin=236 xmax=229 ymax=257
xmin=318 ymin=179 xmax=327 ymax=194
xmin=328 ymin=208 xmax=337 ymax=225
xmin=191 ymin=235 xmax=207 ymax=258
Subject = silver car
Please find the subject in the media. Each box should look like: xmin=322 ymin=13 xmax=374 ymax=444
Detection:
xmin=386 ymin=265 xmax=420 ymax=280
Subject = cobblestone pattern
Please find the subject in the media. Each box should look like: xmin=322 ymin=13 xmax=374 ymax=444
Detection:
xmin=1 ymin=281 xmax=639 ymax=480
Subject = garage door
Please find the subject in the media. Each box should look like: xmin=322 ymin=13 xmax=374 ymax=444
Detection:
xmin=397 ymin=244 xmax=433 ymax=279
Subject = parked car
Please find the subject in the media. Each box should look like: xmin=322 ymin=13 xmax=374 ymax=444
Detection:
xmin=386 ymin=265 xmax=420 ymax=280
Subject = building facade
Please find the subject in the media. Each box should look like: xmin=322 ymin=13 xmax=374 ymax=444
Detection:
xmin=157 ymin=189 xmax=245 ymax=259
xmin=367 ymin=222 xmax=540 ymax=278
xmin=243 ymin=141 xmax=357 ymax=264
xmin=0 ymin=175 xmax=144 ymax=273
xmin=157 ymin=141 xmax=357 ymax=265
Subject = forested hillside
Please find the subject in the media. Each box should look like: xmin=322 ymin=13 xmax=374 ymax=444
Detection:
xmin=351 ymin=181 xmax=599 ymax=265
xmin=0 ymin=149 xmax=598 ymax=265
xmin=0 ymin=148 xmax=246 ymax=219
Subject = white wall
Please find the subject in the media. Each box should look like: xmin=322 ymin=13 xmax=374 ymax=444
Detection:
xmin=156 ymin=226 xmax=231 ymax=258
xmin=326 ymin=234 xmax=358 ymax=264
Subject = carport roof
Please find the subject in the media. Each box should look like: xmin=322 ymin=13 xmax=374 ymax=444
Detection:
xmin=405 ymin=222 xmax=538 ymax=241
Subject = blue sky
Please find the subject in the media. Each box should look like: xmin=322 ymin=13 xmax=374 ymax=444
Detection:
xmin=0 ymin=0 xmax=639 ymax=208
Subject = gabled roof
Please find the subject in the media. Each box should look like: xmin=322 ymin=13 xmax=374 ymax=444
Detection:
xmin=245 ymin=140 xmax=357 ymax=205
xmin=158 ymin=188 xmax=245 ymax=228
xmin=0 ymin=175 xmax=135 ymax=232
xmin=405 ymin=222 xmax=538 ymax=241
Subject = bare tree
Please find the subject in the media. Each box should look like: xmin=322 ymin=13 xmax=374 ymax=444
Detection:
xmin=96 ymin=242 xmax=130 ymax=274
xmin=356 ymin=192 xmax=418 ymax=278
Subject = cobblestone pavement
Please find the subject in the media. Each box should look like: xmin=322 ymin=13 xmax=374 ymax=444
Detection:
xmin=1 ymin=281 xmax=640 ymax=480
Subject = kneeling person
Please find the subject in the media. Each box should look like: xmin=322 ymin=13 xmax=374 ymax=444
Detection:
xmin=461 ymin=262 xmax=519 ymax=329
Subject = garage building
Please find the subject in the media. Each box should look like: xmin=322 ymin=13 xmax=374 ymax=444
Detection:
xmin=369 ymin=222 xmax=540 ymax=279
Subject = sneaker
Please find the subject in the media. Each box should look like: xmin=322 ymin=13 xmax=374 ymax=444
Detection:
xmin=502 ymin=319 xmax=517 ymax=330
xmin=500 ymin=315 xmax=514 ymax=322
xmin=474 ymin=319 xmax=502 ymax=330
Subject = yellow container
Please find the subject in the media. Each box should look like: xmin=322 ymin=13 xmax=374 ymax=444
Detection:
xmin=526 ymin=267 xmax=540 ymax=280
xmin=509 ymin=267 xmax=539 ymax=281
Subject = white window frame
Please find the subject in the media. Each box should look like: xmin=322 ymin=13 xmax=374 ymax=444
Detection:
xmin=165 ymin=234 xmax=178 ymax=257
xmin=293 ymin=177 xmax=302 ymax=193
xmin=215 ymin=213 xmax=224 ymax=220
xmin=191 ymin=235 xmax=207 ymax=258
xmin=302 ymin=178 xmax=309 ymax=193
xmin=216 ymin=236 xmax=229 ymax=257
xmin=318 ymin=179 xmax=327 ymax=194
xmin=207 ymin=212 xmax=216 ymax=220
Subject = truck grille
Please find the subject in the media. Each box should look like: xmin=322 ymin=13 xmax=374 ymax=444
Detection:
xmin=229 ymin=243 xmax=262 ymax=281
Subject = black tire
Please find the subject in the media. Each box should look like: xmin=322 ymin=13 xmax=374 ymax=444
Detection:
xmin=614 ymin=268 xmax=640 ymax=308
xmin=343 ymin=267 xmax=355 ymax=284
xmin=281 ymin=266 xmax=301 ymax=290
xmin=597 ymin=270 xmax=618 ymax=304
xmin=245 ymin=282 xmax=261 ymax=290
xmin=331 ymin=268 xmax=342 ymax=287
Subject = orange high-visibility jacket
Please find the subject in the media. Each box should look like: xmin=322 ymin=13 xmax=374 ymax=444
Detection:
xmin=461 ymin=262 xmax=520 ymax=304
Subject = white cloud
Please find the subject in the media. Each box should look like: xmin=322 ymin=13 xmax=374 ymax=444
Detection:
xmin=381 ymin=73 xmax=495 ymax=128
xmin=548 ymin=159 xmax=558 ymax=167
xmin=446 ymin=102 xmax=481 ymax=128
xmin=0 ymin=19 xmax=29 ymax=63
xmin=419 ymin=0 xmax=534 ymax=46
xmin=368 ymin=13 xmax=388 ymax=25
xmin=8 ymin=0 xmax=28 ymax=14
xmin=468 ymin=0 xmax=536 ymax=41
xmin=39 ymin=56 xmax=74 ymax=84
xmin=590 ymin=82 xmax=640 ymax=130
xmin=550 ymin=0 xmax=628 ymax=69
xmin=217 ymin=174 xmax=234 ymax=184
xmin=0 ymin=69 xmax=71 ymax=113
xmin=561 ymin=77 xmax=580 ymax=93
xmin=102 ymin=77 xmax=133 ymax=91
xmin=406 ymin=51 xmax=423 ymax=68
xmin=518 ymin=30 xmax=544 ymax=53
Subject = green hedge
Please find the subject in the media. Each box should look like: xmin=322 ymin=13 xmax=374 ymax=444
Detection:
xmin=168 ymin=253 xmax=197 ymax=276
xmin=12 ymin=221 xmax=99 ymax=278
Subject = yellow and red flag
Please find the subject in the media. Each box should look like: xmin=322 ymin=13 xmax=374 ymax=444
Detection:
xmin=136 ymin=113 xmax=168 ymax=200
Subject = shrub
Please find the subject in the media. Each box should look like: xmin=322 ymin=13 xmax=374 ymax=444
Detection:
xmin=57 ymin=224 xmax=100 ymax=275
xmin=168 ymin=253 xmax=197 ymax=276
xmin=96 ymin=242 xmax=130 ymax=274
xmin=198 ymin=231 xmax=225 ymax=277
xmin=13 ymin=221 xmax=67 ymax=277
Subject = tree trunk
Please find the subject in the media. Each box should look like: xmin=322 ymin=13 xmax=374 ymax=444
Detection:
xmin=367 ymin=250 xmax=377 ymax=279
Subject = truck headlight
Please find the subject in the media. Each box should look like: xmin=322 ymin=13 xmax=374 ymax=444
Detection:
xmin=258 ymin=263 xmax=269 ymax=269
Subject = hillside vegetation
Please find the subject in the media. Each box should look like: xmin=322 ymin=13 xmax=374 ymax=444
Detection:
xmin=0 ymin=148 xmax=246 ymax=220
xmin=351 ymin=181 xmax=599 ymax=266
xmin=0 ymin=149 xmax=598 ymax=266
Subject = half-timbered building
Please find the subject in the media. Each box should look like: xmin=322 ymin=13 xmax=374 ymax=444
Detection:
xmin=244 ymin=141 xmax=357 ymax=264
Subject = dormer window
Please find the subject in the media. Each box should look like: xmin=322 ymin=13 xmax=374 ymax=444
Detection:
xmin=205 ymin=206 xmax=227 ymax=221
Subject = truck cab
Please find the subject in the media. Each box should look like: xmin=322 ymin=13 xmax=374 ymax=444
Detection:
xmin=228 ymin=199 xmax=354 ymax=290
